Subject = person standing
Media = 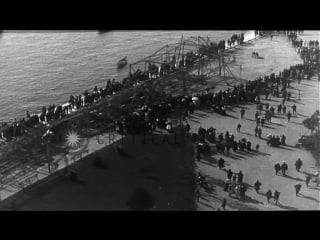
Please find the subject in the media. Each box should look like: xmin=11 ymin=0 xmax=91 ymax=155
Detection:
xmin=255 ymin=126 xmax=259 ymax=137
xmin=227 ymin=169 xmax=233 ymax=179
xmin=292 ymin=104 xmax=297 ymax=114
xmin=240 ymin=108 xmax=245 ymax=119
xmin=254 ymin=180 xmax=262 ymax=193
xmin=238 ymin=170 xmax=243 ymax=183
xmin=277 ymin=104 xmax=282 ymax=114
xmin=266 ymin=189 xmax=273 ymax=203
xmin=221 ymin=198 xmax=227 ymax=211
xmin=237 ymin=123 xmax=241 ymax=132
xmin=295 ymin=158 xmax=303 ymax=172
xmin=274 ymin=190 xmax=280 ymax=205
xmin=282 ymin=105 xmax=287 ymax=115
xmin=218 ymin=157 xmax=225 ymax=170
xmin=256 ymin=144 xmax=260 ymax=151
xmin=281 ymin=161 xmax=288 ymax=176
xmin=305 ymin=175 xmax=311 ymax=188
xmin=258 ymin=127 xmax=262 ymax=139
xmin=274 ymin=162 xmax=281 ymax=175
xmin=287 ymin=111 xmax=292 ymax=122
xmin=294 ymin=183 xmax=302 ymax=196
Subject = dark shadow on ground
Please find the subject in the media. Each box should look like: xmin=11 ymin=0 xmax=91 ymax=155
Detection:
xmin=193 ymin=113 xmax=207 ymax=118
xmin=277 ymin=146 xmax=295 ymax=151
xmin=190 ymin=119 xmax=200 ymax=123
xmin=272 ymin=115 xmax=286 ymax=119
xmin=299 ymin=170 xmax=315 ymax=177
xmin=271 ymin=122 xmax=286 ymax=127
xmin=200 ymin=159 xmax=217 ymax=168
xmin=308 ymin=186 xmax=320 ymax=191
xmin=291 ymin=121 xmax=303 ymax=125
xmin=225 ymin=113 xmax=238 ymax=119
xmin=262 ymin=125 xmax=276 ymax=129
xmin=289 ymin=99 xmax=304 ymax=105
xmin=228 ymin=154 xmax=247 ymax=160
xmin=199 ymin=200 xmax=215 ymax=210
xmin=234 ymin=194 xmax=264 ymax=205
xmin=299 ymin=193 xmax=320 ymax=203
xmin=277 ymin=202 xmax=299 ymax=210
xmin=297 ymin=113 xmax=308 ymax=117
xmin=282 ymin=174 xmax=304 ymax=182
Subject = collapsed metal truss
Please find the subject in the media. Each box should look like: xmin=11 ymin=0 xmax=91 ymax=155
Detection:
xmin=129 ymin=35 xmax=242 ymax=94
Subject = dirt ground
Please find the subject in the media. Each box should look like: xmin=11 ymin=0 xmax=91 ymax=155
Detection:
xmin=192 ymin=31 xmax=320 ymax=211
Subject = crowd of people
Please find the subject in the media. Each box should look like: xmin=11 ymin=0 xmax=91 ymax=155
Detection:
xmin=1 ymin=31 xmax=261 ymax=145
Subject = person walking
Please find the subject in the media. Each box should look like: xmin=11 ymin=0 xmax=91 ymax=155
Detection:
xmin=282 ymin=105 xmax=287 ymax=115
xmin=274 ymin=190 xmax=280 ymax=205
xmin=294 ymin=183 xmax=302 ymax=196
xmin=287 ymin=111 xmax=292 ymax=122
xmin=266 ymin=189 xmax=273 ymax=203
xmin=274 ymin=162 xmax=281 ymax=175
xmin=258 ymin=127 xmax=262 ymax=139
xmin=237 ymin=123 xmax=241 ymax=132
xmin=221 ymin=198 xmax=227 ymax=211
xmin=238 ymin=170 xmax=243 ymax=183
xmin=254 ymin=180 xmax=262 ymax=193
xmin=218 ymin=157 xmax=225 ymax=170
xmin=305 ymin=175 xmax=311 ymax=188
xmin=281 ymin=161 xmax=288 ymax=176
xmin=227 ymin=169 xmax=233 ymax=179
xmin=256 ymin=144 xmax=260 ymax=151
xmin=292 ymin=104 xmax=297 ymax=114
xmin=294 ymin=158 xmax=303 ymax=172
xmin=277 ymin=104 xmax=282 ymax=114
xmin=254 ymin=126 xmax=259 ymax=137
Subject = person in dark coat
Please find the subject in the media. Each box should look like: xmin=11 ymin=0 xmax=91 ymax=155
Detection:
xmin=295 ymin=158 xmax=303 ymax=172
xmin=292 ymin=104 xmax=297 ymax=114
xmin=258 ymin=128 xmax=262 ymax=139
xmin=232 ymin=174 xmax=237 ymax=183
xmin=240 ymin=184 xmax=247 ymax=199
xmin=294 ymin=183 xmax=302 ymax=196
xmin=281 ymin=162 xmax=288 ymax=175
xmin=266 ymin=189 xmax=273 ymax=203
xmin=254 ymin=180 xmax=262 ymax=192
xmin=237 ymin=123 xmax=241 ymax=132
xmin=287 ymin=111 xmax=292 ymax=122
xmin=254 ymin=126 xmax=259 ymax=137
xmin=240 ymin=108 xmax=245 ymax=119
xmin=274 ymin=190 xmax=280 ymax=205
xmin=282 ymin=105 xmax=287 ymax=114
xmin=274 ymin=162 xmax=281 ymax=175
xmin=246 ymin=141 xmax=252 ymax=151
xmin=238 ymin=170 xmax=243 ymax=183
xmin=305 ymin=175 xmax=311 ymax=188
xmin=221 ymin=198 xmax=227 ymax=210
xmin=218 ymin=157 xmax=225 ymax=170
xmin=255 ymin=143 xmax=260 ymax=151
xmin=227 ymin=169 xmax=233 ymax=179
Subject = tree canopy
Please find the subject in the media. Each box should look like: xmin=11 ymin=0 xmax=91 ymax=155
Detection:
xmin=302 ymin=110 xmax=320 ymax=132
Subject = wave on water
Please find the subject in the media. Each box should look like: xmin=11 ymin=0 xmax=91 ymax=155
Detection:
xmin=0 ymin=30 xmax=248 ymax=122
